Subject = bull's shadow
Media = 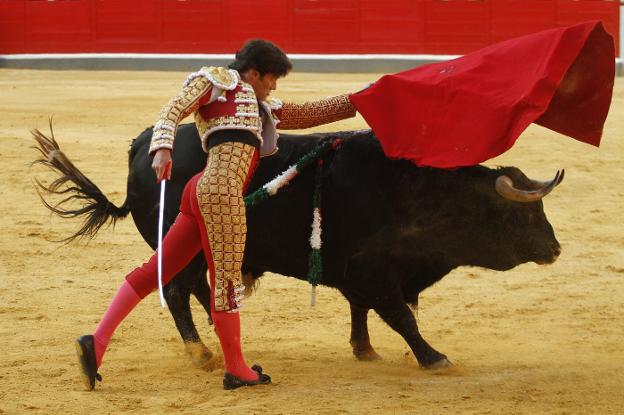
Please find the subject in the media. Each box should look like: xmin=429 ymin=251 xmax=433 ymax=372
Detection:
xmin=33 ymin=123 xmax=563 ymax=370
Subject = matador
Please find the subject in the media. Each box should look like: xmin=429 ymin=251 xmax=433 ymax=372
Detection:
xmin=75 ymin=39 xmax=356 ymax=391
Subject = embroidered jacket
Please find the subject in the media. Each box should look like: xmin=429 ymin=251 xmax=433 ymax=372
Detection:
xmin=149 ymin=66 xmax=356 ymax=157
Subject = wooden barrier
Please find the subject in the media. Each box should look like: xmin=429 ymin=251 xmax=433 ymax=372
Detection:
xmin=0 ymin=0 xmax=619 ymax=55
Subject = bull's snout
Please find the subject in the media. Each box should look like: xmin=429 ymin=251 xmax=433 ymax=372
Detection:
xmin=536 ymin=241 xmax=561 ymax=264
xmin=533 ymin=241 xmax=561 ymax=265
xmin=551 ymin=242 xmax=562 ymax=259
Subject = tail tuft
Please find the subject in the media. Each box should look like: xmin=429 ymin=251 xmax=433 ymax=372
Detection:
xmin=31 ymin=119 xmax=130 ymax=243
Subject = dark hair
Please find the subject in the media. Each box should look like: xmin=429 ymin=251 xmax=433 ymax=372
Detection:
xmin=228 ymin=39 xmax=292 ymax=78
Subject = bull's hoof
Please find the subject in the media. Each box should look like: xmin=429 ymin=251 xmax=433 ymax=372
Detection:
xmin=351 ymin=341 xmax=383 ymax=361
xmin=422 ymin=357 xmax=453 ymax=370
xmin=184 ymin=342 xmax=219 ymax=371
xmin=354 ymin=347 xmax=383 ymax=361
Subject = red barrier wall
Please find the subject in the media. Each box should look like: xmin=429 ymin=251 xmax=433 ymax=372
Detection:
xmin=0 ymin=0 xmax=619 ymax=55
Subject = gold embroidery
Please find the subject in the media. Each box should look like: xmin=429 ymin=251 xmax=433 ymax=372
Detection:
xmin=235 ymin=90 xmax=256 ymax=102
xmin=195 ymin=114 xmax=262 ymax=150
xmin=206 ymin=115 xmax=262 ymax=131
xmin=194 ymin=111 xmax=210 ymax=139
xmin=240 ymin=81 xmax=254 ymax=91
xmin=236 ymin=103 xmax=259 ymax=114
xmin=277 ymin=94 xmax=356 ymax=130
xmin=149 ymin=76 xmax=213 ymax=154
xmin=196 ymin=142 xmax=256 ymax=312
xmin=201 ymin=66 xmax=239 ymax=90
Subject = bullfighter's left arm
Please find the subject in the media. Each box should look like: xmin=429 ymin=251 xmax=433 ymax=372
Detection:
xmin=272 ymin=94 xmax=356 ymax=130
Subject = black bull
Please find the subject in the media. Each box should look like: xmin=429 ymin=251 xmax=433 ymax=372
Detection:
xmin=33 ymin=124 xmax=563 ymax=370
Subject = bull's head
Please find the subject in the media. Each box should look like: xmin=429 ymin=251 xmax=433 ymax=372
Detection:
xmin=391 ymin=163 xmax=564 ymax=274
xmin=485 ymin=167 xmax=563 ymax=269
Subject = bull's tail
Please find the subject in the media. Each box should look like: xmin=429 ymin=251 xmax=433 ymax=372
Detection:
xmin=31 ymin=121 xmax=130 ymax=243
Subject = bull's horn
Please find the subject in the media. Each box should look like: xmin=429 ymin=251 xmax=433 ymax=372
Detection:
xmin=495 ymin=169 xmax=565 ymax=203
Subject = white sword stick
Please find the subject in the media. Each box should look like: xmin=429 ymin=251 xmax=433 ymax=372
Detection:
xmin=157 ymin=179 xmax=167 ymax=308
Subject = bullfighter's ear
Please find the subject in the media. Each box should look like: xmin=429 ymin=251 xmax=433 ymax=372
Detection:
xmin=241 ymin=68 xmax=260 ymax=82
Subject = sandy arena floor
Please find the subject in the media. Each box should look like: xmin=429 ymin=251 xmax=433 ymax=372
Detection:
xmin=0 ymin=69 xmax=622 ymax=414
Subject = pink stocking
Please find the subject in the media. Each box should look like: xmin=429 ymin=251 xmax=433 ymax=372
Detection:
xmin=212 ymin=310 xmax=258 ymax=381
xmin=92 ymin=280 xmax=140 ymax=367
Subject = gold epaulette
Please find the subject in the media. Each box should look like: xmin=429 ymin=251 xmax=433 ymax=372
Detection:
xmin=193 ymin=66 xmax=239 ymax=91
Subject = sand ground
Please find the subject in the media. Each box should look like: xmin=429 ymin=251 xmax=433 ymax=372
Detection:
xmin=0 ymin=69 xmax=622 ymax=414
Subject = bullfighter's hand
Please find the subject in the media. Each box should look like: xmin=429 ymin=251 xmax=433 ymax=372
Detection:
xmin=152 ymin=148 xmax=172 ymax=182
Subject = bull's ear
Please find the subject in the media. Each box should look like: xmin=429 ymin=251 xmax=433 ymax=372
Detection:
xmin=495 ymin=170 xmax=564 ymax=202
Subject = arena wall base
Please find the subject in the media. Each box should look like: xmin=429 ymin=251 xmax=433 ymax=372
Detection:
xmin=2 ymin=54 xmax=621 ymax=76
xmin=0 ymin=54 xmax=460 ymax=73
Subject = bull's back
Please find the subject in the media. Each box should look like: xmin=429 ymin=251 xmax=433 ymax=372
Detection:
xmin=244 ymin=131 xmax=402 ymax=284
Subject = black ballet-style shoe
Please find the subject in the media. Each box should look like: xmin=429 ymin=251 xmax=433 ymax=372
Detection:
xmin=75 ymin=335 xmax=102 ymax=391
xmin=223 ymin=364 xmax=271 ymax=390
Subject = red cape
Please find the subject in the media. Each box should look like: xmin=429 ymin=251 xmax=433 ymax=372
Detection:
xmin=349 ymin=21 xmax=615 ymax=168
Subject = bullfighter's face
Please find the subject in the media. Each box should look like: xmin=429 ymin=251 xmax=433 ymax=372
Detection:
xmin=242 ymin=69 xmax=279 ymax=101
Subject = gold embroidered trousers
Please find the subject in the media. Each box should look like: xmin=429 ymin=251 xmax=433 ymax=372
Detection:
xmin=196 ymin=141 xmax=257 ymax=311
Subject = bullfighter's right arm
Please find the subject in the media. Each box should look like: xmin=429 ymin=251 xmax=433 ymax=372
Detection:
xmin=271 ymin=94 xmax=357 ymax=130
xmin=148 ymin=75 xmax=213 ymax=155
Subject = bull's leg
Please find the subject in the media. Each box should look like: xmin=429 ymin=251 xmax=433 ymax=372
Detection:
xmin=163 ymin=254 xmax=215 ymax=370
xmin=191 ymin=264 xmax=213 ymax=326
xmin=374 ymin=302 xmax=452 ymax=369
xmin=349 ymin=302 xmax=382 ymax=361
